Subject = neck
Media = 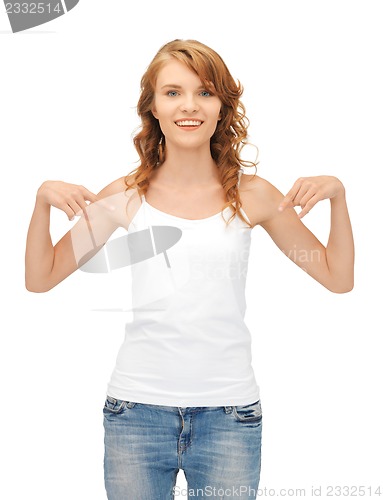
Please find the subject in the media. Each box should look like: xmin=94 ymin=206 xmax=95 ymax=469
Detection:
xmin=153 ymin=144 xmax=220 ymax=187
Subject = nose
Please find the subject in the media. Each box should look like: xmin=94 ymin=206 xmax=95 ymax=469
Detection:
xmin=180 ymin=93 xmax=199 ymax=113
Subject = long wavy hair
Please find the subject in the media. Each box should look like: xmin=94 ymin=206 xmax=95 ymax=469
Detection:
xmin=125 ymin=39 xmax=258 ymax=227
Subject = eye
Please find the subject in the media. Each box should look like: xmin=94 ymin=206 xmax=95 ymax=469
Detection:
xmin=200 ymin=90 xmax=211 ymax=97
xmin=167 ymin=90 xmax=179 ymax=97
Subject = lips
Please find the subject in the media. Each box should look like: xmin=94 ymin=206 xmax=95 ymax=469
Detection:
xmin=175 ymin=120 xmax=203 ymax=127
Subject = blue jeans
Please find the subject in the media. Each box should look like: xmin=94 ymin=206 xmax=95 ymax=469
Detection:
xmin=103 ymin=396 xmax=262 ymax=499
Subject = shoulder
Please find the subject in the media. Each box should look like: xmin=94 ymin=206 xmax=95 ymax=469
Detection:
xmin=94 ymin=174 xmax=141 ymax=229
xmin=240 ymin=173 xmax=281 ymax=198
xmin=239 ymin=173 xmax=285 ymax=227
xmin=96 ymin=174 xmax=136 ymax=199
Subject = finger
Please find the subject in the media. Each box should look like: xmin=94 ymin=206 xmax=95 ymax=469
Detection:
xmin=79 ymin=186 xmax=98 ymax=204
xmin=66 ymin=199 xmax=84 ymax=220
xmin=67 ymin=187 xmax=99 ymax=219
xmin=279 ymin=188 xmax=305 ymax=212
xmin=72 ymin=197 xmax=91 ymax=217
xmin=62 ymin=206 xmax=77 ymax=221
xmin=298 ymin=194 xmax=320 ymax=218
xmin=75 ymin=198 xmax=116 ymax=222
xmin=298 ymin=188 xmax=317 ymax=210
xmin=278 ymin=178 xmax=305 ymax=212
xmin=71 ymin=189 xmax=100 ymax=217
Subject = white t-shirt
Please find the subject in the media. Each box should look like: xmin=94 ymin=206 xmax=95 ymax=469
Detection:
xmin=106 ymin=170 xmax=260 ymax=406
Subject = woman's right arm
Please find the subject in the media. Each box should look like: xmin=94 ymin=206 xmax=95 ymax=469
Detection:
xmin=25 ymin=181 xmax=100 ymax=292
xmin=25 ymin=176 xmax=134 ymax=293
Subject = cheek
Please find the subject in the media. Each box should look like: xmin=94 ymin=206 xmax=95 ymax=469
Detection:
xmin=153 ymin=100 xmax=176 ymax=120
xmin=151 ymin=95 xmax=167 ymax=116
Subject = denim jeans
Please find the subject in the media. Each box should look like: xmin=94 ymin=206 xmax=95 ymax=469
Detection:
xmin=103 ymin=396 xmax=262 ymax=499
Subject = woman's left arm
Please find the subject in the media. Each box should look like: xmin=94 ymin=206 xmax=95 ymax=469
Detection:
xmin=259 ymin=175 xmax=354 ymax=293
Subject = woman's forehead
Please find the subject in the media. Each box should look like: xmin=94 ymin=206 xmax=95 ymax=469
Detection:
xmin=155 ymin=59 xmax=214 ymax=90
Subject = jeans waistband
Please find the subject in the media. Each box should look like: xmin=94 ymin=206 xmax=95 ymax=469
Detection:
xmin=106 ymin=396 xmax=259 ymax=414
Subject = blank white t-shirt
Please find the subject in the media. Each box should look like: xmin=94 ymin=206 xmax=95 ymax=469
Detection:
xmin=106 ymin=170 xmax=260 ymax=406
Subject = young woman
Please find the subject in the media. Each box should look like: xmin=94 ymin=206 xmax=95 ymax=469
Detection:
xmin=25 ymin=39 xmax=354 ymax=499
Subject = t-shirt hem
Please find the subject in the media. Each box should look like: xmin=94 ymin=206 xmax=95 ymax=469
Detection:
xmin=105 ymin=389 xmax=261 ymax=407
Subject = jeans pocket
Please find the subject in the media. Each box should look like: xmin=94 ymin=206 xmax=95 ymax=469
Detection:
xmin=233 ymin=400 xmax=262 ymax=423
xmin=103 ymin=395 xmax=129 ymax=414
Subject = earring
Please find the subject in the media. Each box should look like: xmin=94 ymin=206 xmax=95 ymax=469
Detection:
xmin=157 ymin=136 xmax=164 ymax=166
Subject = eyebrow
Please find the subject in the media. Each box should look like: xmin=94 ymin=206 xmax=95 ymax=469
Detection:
xmin=160 ymin=84 xmax=207 ymax=90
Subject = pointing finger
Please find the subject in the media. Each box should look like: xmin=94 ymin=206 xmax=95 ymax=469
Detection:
xmin=278 ymin=179 xmax=303 ymax=212
xmin=298 ymin=194 xmax=320 ymax=218
xmin=80 ymin=187 xmax=98 ymax=204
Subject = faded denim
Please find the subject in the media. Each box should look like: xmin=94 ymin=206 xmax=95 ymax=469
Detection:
xmin=103 ymin=396 xmax=262 ymax=499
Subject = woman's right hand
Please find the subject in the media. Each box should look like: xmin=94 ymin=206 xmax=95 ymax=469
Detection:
xmin=37 ymin=181 xmax=98 ymax=221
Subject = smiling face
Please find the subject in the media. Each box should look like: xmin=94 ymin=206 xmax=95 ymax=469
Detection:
xmin=151 ymin=59 xmax=222 ymax=153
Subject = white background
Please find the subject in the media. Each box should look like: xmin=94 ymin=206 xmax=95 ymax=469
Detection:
xmin=1 ymin=1 xmax=382 ymax=498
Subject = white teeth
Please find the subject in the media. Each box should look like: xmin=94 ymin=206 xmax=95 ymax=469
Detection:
xmin=175 ymin=120 xmax=202 ymax=127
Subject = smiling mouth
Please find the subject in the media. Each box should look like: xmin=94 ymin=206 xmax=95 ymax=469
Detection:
xmin=175 ymin=120 xmax=203 ymax=127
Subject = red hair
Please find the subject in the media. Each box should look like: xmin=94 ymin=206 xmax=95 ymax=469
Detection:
xmin=125 ymin=39 xmax=258 ymax=227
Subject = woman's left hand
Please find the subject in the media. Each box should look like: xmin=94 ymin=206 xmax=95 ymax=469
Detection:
xmin=278 ymin=175 xmax=345 ymax=218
